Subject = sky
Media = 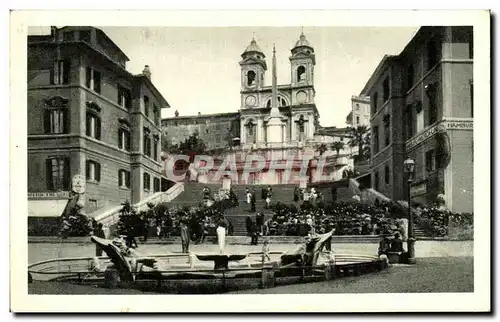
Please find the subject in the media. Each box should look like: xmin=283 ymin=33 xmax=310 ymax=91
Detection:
xmin=29 ymin=26 xmax=419 ymax=127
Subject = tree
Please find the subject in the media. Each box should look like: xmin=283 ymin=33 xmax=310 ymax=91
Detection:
xmin=316 ymin=143 xmax=328 ymax=156
xmin=164 ymin=130 xmax=207 ymax=157
xmin=331 ymin=141 xmax=345 ymax=156
xmin=348 ymin=125 xmax=370 ymax=161
xmin=177 ymin=130 xmax=206 ymax=155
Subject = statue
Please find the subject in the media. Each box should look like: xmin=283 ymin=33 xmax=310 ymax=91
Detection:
xmin=436 ymin=194 xmax=447 ymax=211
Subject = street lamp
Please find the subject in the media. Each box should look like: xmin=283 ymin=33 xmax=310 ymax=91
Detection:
xmin=403 ymin=158 xmax=416 ymax=264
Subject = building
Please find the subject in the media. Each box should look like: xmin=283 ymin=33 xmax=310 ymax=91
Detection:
xmin=360 ymin=26 xmax=473 ymax=213
xmin=162 ymin=112 xmax=240 ymax=152
xmin=28 ymin=26 xmax=170 ymax=220
xmin=162 ymin=32 xmax=350 ymax=185
xmin=346 ymin=95 xmax=371 ymax=128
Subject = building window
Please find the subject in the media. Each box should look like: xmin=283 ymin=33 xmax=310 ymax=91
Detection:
xmin=297 ymin=66 xmax=306 ymax=82
xmin=426 ymin=83 xmax=438 ymax=126
xmin=86 ymin=112 xmax=101 ymax=140
xmin=153 ymin=178 xmax=160 ymax=193
xmin=118 ymin=128 xmax=130 ymax=151
xmin=404 ymin=104 xmax=413 ymax=140
xmin=118 ymin=169 xmax=130 ymax=188
xmin=118 ymin=85 xmax=132 ymax=109
xmin=153 ymin=137 xmax=158 ymax=161
xmin=266 ymin=97 xmax=287 ymax=108
xmin=86 ymin=160 xmax=101 ymax=182
xmin=373 ymin=126 xmax=379 ymax=154
xmin=63 ymin=31 xmax=74 ymax=41
xmin=469 ymin=79 xmax=474 ymax=117
xmin=415 ymin=101 xmax=424 ymax=133
xmin=88 ymin=199 xmax=98 ymax=210
xmin=383 ymin=114 xmax=391 ymax=147
xmin=355 ymin=116 xmax=360 ymax=126
xmin=85 ymin=67 xmax=101 ymax=94
xmin=143 ymin=172 xmax=151 ymax=191
xmin=144 ymin=96 xmax=150 ymax=118
xmin=406 ymin=65 xmax=414 ymax=91
xmin=425 ymin=149 xmax=436 ymax=174
xmin=374 ymin=171 xmax=380 ymax=190
xmin=143 ymin=128 xmax=152 ymax=157
xmin=44 ymin=108 xmax=68 ymax=134
xmin=355 ymin=103 xmax=360 ymax=111
xmin=153 ymin=104 xmax=160 ymax=125
xmin=469 ymin=33 xmax=474 ymax=59
xmin=46 ymin=157 xmax=70 ymax=191
xmin=247 ymin=70 xmax=256 ymax=86
xmin=51 ymin=60 xmax=70 ymax=85
xmin=384 ymin=165 xmax=390 ymax=184
xmin=80 ymin=30 xmax=91 ymax=42
xmin=427 ymin=39 xmax=439 ymax=70
xmin=383 ymin=77 xmax=390 ymax=102
xmin=371 ymin=92 xmax=378 ymax=115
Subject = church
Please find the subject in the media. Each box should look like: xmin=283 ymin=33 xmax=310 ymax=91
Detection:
xmin=162 ymin=32 xmax=353 ymax=185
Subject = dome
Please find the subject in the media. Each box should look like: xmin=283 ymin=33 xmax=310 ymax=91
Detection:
xmin=243 ymin=39 xmax=264 ymax=55
xmin=294 ymin=32 xmax=313 ymax=48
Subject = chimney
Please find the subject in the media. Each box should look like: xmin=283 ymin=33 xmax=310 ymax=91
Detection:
xmin=198 ymin=112 xmax=201 ymax=116
xmin=50 ymin=26 xmax=57 ymax=40
xmin=142 ymin=65 xmax=151 ymax=80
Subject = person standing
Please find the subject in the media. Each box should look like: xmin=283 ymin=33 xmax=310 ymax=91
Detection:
xmin=261 ymin=240 xmax=271 ymax=264
xmin=293 ymin=187 xmax=300 ymax=202
xmin=245 ymin=215 xmax=253 ymax=237
xmin=246 ymin=188 xmax=251 ymax=211
xmin=216 ymin=215 xmax=228 ymax=254
xmin=93 ymin=223 xmax=105 ymax=256
xmin=251 ymin=188 xmax=257 ymax=213
xmin=180 ymin=216 xmax=190 ymax=253
xmin=256 ymin=212 xmax=264 ymax=235
xmin=261 ymin=186 xmax=267 ymax=201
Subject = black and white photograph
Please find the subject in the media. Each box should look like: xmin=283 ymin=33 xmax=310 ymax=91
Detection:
xmin=9 ymin=9 xmax=490 ymax=313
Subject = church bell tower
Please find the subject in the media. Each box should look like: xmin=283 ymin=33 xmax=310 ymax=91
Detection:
xmin=239 ymin=38 xmax=267 ymax=109
xmin=289 ymin=31 xmax=316 ymax=106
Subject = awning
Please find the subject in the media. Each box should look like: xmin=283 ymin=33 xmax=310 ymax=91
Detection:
xmin=28 ymin=200 xmax=67 ymax=217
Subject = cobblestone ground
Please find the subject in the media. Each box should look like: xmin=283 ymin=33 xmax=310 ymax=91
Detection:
xmin=29 ymin=240 xmax=473 ymax=264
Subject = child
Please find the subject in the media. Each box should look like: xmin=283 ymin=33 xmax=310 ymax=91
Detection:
xmin=261 ymin=240 xmax=271 ymax=264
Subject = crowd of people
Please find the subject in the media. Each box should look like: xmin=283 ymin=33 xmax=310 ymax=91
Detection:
xmin=116 ymin=200 xmax=234 ymax=251
xmin=262 ymin=201 xmax=405 ymax=237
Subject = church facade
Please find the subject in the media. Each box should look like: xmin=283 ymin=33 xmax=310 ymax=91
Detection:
xmin=162 ymin=33 xmax=353 ymax=185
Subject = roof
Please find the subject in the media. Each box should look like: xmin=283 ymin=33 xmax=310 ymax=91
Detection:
xmin=133 ymin=74 xmax=170 ymax=109
xmin=359 ymin=54 xmax=398 ymax=96
xmin=242 ymin=39 xmax=264 ymax=56
xmin=358 ymin=27 xmax=441 ymax=96
xmin=58 ymin=26 xmax=131 ymax=62
xmin=294 ymin=32 xmax=313 ymax=48
xmin=162 ymin=112 xmax=240 ymax=122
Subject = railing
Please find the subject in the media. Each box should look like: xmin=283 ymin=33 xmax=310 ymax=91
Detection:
xmin=92 ymin=182 xmax=185 ymax=228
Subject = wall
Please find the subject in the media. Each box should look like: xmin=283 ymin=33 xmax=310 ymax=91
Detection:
xmin=442 ymin=62 xmax=473 ymax=118
xmin=449 ymin=129 xmax=473 ymax=213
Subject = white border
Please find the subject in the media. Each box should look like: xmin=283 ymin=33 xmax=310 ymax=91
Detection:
xmin=9 ymin=9 xmax=490 ymax=313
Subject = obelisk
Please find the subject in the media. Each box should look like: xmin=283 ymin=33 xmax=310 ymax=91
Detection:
xmin=266 ymin=44 xmax=283 ymax=145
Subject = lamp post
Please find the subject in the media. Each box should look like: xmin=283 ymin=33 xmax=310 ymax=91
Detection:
xmin=403 ymin=158 xmax=416 ymax=264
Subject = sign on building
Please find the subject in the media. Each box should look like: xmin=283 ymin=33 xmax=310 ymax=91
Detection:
xmin=72 ymin=174 xmax=86 ymax=194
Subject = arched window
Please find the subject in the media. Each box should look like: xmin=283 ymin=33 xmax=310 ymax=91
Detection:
xmin=297 ymin=66 xmax=306 ymax=81
xmin=266 ymin=97 xmax=287 ymax=108
xmin=247 ymin=70 xmax=256 ymax=86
